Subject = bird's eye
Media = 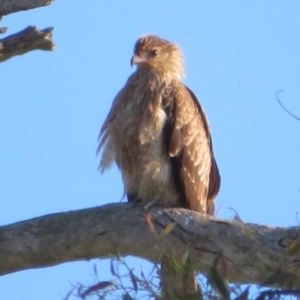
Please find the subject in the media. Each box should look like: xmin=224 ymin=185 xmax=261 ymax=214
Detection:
xmin=149 ymin=50 xmax=159 ymax=57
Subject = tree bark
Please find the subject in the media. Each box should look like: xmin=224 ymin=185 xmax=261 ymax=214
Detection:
xmin=0 ymin=0 xmax=53 ymax=16
xmin=0 ymin=26 xmax=54 ymax=62
xmin=0 ymin=203 xmax=300 ymax=289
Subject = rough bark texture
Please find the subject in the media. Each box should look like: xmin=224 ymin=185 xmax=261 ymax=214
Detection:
xmin=0 ymin=0 xmax=54 ymax=62
xmin=0 ymin=203 xmax=299 ymax=289
xmin=0 ymin=0 xmax=53 ymax=16
xmin=0 ymin=26 xmax=54 ymax=62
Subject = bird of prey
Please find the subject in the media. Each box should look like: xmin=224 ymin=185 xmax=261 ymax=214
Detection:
xmin=98 ymin=35 xmax=220 ymax=215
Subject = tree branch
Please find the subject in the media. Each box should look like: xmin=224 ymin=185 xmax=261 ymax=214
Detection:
xmin=0 ymin=0 xmax=53 ymax=16
xmin=0 ymin=26 xmax=54 ymax=62
xmin=1 ymin=203 xmax=300 ymax=288
xmin=276 ymin=90 xmax=300 ymax=121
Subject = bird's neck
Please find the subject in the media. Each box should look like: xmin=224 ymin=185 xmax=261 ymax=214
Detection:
xmin=136 ymin=68 xmax=182 ymax=85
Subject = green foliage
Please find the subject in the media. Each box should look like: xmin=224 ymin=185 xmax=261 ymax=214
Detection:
xmin=64 ymin=258 xmax=161 ymax=300
xmin=64 ymin=257 xmax=300 ymax=300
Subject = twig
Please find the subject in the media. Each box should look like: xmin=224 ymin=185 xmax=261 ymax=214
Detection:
xmin=0 ymin=27 xmax=7 ymax=34
xmin=276 ymin=90 xmax=300 ymax=121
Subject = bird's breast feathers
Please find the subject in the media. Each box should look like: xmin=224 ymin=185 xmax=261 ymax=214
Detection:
xmin=100 ymin=73 xmax=181 ymax=204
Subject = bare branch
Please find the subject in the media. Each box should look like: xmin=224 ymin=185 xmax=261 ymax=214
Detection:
xmin=0 ymin=26 xmax=54 ymax=62
xmin=0 ymin=203 xmax=300 ymax=289
xmin=0 ymin=27 xmax=7 ymax=33
xmin=276 ymin=90 xmax=300 ymax=121
xmin=0 ymin=0 xmax=53 ymax=16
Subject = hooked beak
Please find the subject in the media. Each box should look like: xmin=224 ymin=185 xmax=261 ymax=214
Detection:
xmin=130 ymin=55 xmax=146 ymax=67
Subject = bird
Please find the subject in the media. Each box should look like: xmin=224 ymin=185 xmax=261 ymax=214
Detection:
xmin=97 ymin=35 xmax=220 ymax=216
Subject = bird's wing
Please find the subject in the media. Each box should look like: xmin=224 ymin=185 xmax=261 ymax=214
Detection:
xmin=184 ymin=86 xmax=221 ymax=213
xmin=163 ymin=83 xmax=220 ymax=215
xmin=97 ymin=87 xmax=125 ymax=149
xmin=96 ymin=86 xmax=127 ymax=171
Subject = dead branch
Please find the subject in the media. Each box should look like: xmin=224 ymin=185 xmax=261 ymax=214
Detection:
xmin=0 ymin=0 xmax=53 ymax=16
xmin=0 ymin=26 xmax=54 ymax=62
xmin=0 ymin=203 xmax=299 ymax=289
xmin=276 ymin=90 xmax=300 ymax=121
xmin=0 ymin=27 xmax=7 ymax=33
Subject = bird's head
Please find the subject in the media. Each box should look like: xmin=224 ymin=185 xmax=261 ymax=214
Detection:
xmin=131 ymin=35 xmax=185 ymax=77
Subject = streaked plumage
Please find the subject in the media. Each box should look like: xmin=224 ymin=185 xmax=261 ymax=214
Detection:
xmin=98 ymin=35 xmax=220 ymax=215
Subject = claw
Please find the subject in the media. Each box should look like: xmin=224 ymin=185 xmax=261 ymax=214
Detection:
xmin=143 ymin=199 xmax=159 ymax=211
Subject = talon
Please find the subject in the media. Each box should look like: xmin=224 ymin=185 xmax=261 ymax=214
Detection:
xmin=131 ymin=198 xmax=143 ymax=207
xmin=144 ymin=199 xmax=159 ymax=211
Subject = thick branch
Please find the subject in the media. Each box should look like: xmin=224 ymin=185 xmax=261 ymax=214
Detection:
xmin=0 ymin=26 xmax=54 ymax=62
xmin=0 ymin=0 xmax=53 ymax=16
xmin=0 ymin=203 xmax=299 ymax=288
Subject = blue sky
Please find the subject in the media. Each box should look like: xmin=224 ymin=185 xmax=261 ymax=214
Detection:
xmin=1 ymin=1 xmax=300 ymax=299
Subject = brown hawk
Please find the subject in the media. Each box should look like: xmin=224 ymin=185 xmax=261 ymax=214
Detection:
xmin=98 ymin=35 xmax=220 ymax=215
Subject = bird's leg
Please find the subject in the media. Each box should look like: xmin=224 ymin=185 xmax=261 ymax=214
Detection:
xmin=127 ymin=193 xmax=145 ymax=207
xmin=127 ymin=193 xmax=164 ymax=211
xmin=131 ymin=198 xmax=144 ymax=207
xmin=143 ymin=199 xmax=159 ymax=211
xmin=127 ymin=193 xmax=161 ymax=210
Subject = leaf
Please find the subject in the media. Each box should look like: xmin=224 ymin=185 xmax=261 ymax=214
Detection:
xmin=63 ymin=286 xmax=76 ymax=300
xmin=77 ymin=285 xmax=83 ymax=297
xmin=209 ymin=252 xmax=230 ymax=300
xmin=219 ymin=254 xmax=228 ymax=277
xmin=234 ymin=286 xmax=250 ymax=300
xmin=140 ymin=269 xmax=146 ymax=280
xmin=81 ymin=281 xmax=114 ymax=298
xmin=123 ymin=293 xmax=134 ymax=300
xmin=144 ymin=214 xmax=157 ymax=236
xmin=254 ymin=291 xmax=267 ymax=300
xmin=288 ymin=239 xmax=300 ymax=255
xmin=161 ymin=222 xmax=176 ymax=237
xmin=181 ymin=248 xmax=190 ymax=265
xmin=110 ymin=258 xmax=117 ymax=276
xmin=209 ymin=269 xmax=230 ymax=299
xmin=129 ymin=270 xmax=138 ymax=293
xmin=93 ymin=263 xmax=98 ymax=278
xmin=209 ymin=266 xmax=230 ymax=300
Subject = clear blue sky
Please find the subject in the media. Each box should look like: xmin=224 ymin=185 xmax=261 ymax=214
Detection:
xmin=1 ymin=1 xmax=300 ymax=299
